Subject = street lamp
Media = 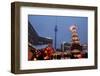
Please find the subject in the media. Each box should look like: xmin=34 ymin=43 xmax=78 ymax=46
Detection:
xmin=62 ymin=41 xmax=66 ymax=52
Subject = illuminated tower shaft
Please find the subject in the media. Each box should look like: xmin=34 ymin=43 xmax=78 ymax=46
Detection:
xmin=70 ymin=25 xmax=82 ymax=51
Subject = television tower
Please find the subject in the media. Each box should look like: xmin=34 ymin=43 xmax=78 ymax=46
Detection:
xmin=54 ymin=25 xmax=58 ymax=50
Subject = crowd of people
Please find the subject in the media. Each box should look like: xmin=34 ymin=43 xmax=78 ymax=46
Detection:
xmin=28 ymin=43 xmax=55 ymax=60
xmin=28 ymin=44 xmax=88 ymax=61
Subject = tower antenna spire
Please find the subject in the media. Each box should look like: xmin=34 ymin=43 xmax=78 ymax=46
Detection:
xmin=54 ymin=16 xmax=58 ymax=50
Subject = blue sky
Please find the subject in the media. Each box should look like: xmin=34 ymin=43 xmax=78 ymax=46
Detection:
xmin=28 ymin=15 xmax=88 ymax=49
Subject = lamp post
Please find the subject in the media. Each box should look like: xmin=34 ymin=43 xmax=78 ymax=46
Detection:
xmin=62 ymin=41 xmax=66 ymax=52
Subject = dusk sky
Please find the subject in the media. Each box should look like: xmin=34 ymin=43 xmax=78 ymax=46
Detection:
xmin=28 ymin=15 xmax=88 ymax=49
